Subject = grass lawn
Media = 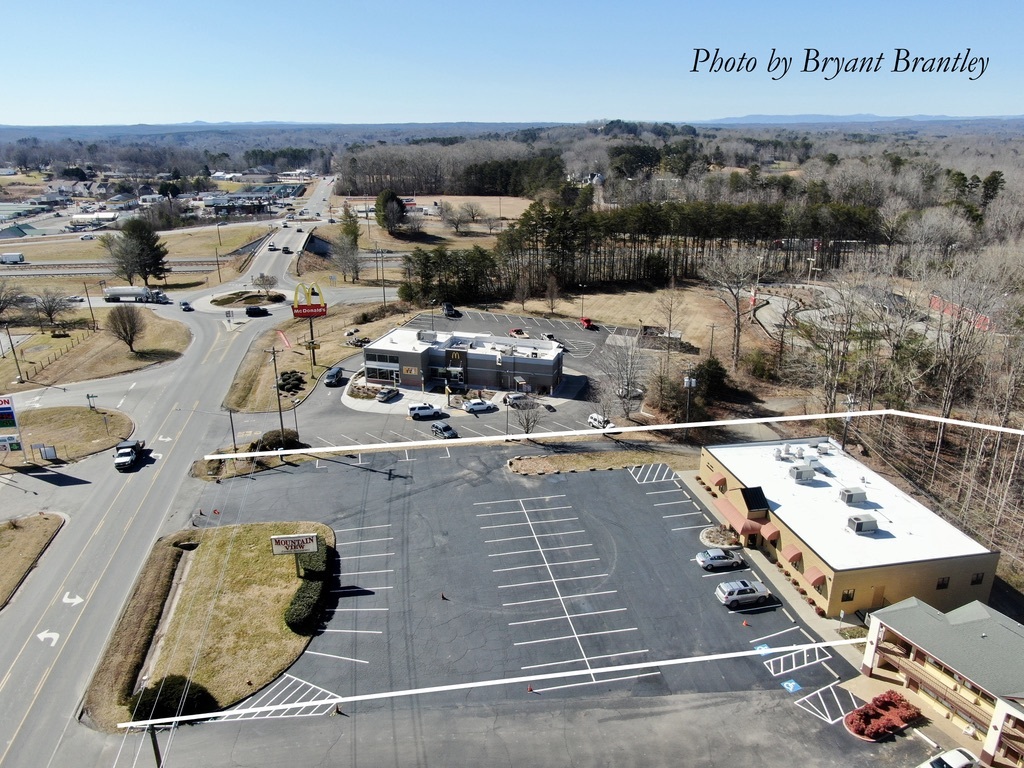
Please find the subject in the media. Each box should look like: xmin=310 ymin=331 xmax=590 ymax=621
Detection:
xmin=1 ymin=407 xmax=134 ymax=470
xmin=0 ymin=514 xmax=64 ymax=608
xmin=85 ymin=522 xmax=335 ymax=731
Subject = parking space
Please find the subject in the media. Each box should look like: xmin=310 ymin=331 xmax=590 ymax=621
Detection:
xmin=217 ymin=455 xmax=860 ymax=732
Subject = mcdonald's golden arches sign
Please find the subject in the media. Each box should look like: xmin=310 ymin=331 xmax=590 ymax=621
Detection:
xmin=292 ymin=282 xmax=328 ymax=318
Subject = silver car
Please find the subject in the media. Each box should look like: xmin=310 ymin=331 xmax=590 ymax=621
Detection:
xmin=715 ymin=579 xmax=770 ymax=609
xmin=695 ymin=548 xmax=745 ymax=571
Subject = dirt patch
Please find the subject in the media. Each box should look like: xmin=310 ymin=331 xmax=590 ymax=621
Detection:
xmin=509 ymin=444 xmax=699 ymax=475
xmin=0 ymin=514 xmax=64 ymax=608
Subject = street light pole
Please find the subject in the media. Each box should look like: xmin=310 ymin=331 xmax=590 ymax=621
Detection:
xmin=683 ymin=373 xmax=697 ymax=439
xmin=379 ymin=249 xmax=387 ymax=310
xmin=706 ymin=324 xmax=718 ymax=358
xmin=841 ymin=394 xmax=860 ymax=451
xmin=579 ymin=284 xmax=586 ymax=319
xmin=807 ymin=257 xmax=816 ymax=282
xmin=83 ymin=283 xmax=97 ymax=330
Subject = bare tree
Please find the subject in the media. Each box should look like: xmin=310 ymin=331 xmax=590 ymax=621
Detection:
xmin=35 ymin=289 xmax=72 ymax=327
xmin=107 ymin=304 xmax=145 ymax=353
xmin=512 ymin=402 xmax=544 ymax=434
xmin=700 ymin=247 xmax=762 ymax=369
xmin=513 ymin=272 xmax=530 ymax=311
xmin=0 ymin=279 xmax=23 ymax=320
xmin=440 ymin=201 xmax=467 ymax=234
xmin=545 ymin=274 xmax=560 ymax=313
xmin=460 ymin=201 xmax=483 ymax=223
xmin=594 ymin=334 xmax=649 ymax=419
xmin=252 ymin=274 xmax=278 ymax=296
xmin=330 ymin=235 xmax=361 ymax=282
xmin=100 ymin=232 xmax=142 ymax=285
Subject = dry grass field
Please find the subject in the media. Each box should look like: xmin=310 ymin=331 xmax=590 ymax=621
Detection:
xmin=0 ymin=514 xmax=63 ymax=607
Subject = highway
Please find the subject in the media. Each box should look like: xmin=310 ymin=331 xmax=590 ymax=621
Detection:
xmin=0 ymin=174 xmax=400 ymax=767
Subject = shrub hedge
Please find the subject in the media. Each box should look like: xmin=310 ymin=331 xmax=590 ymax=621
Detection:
xmin=284 ymin=534 xmax=331 ymax=635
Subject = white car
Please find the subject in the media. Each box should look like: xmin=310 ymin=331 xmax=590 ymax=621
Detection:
xmin=463 ymin=398 xmax=494 ymax=413
xmin=587 ymin=413 xmax=614 ymax=429
xmin=65 ymin=296 xmax=86 ymax=303
xmin=916 ymin=749 xmax=979 ymax=768
xmin=407 ymin=403 xmax=441 ymax=420
xmin=79 ymin=234 xmax=96 ymax=240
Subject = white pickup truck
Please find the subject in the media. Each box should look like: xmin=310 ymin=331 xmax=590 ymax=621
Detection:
xmin=114 ymin=440 xmax=146 ymax=471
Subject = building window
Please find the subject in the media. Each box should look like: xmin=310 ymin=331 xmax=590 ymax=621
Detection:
xmin=971 ymin=572 xmax=984 ymax=585
xmin=841 ymin=589 xmax=855 ymax=602
xmin=936 ymin=577 xmax=950 ymax=590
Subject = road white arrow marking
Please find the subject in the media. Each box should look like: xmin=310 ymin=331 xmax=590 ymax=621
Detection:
xmin=37 ymin=631 xmax=59 ymax=647
xmin=62 ymin=593 xmax=83 ymax=606
xmin=158 ymin=436 xmax=173 ymax=442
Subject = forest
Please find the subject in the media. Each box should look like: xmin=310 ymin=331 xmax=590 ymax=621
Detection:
xmin=4 ymin=116 xmax=1024 ymax=586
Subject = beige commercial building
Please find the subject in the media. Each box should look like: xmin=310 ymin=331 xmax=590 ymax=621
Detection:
xmin=698 ymin=437 xmax=999 ymax=618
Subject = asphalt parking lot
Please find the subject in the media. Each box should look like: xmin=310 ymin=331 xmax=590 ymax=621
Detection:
xmin=192 ymin=444 xmax=938 ymax=766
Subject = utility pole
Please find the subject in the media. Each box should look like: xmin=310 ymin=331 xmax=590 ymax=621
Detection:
xmin=5 ymin=325 xmax=24 ymax=382
xmin=225 ymin=408 xmax=238 ymax=453
xmin=266 ymin=347 xmax=286 ymax=436
xmin=215 ymin=247 xmax=222 ymax=283
xmin=841 ymin=393 xmax=860 ymax=451
xmin=83 ymin=283 xmax=97 ymax=330
xmin=706 ymin=324 xmax=718 ymax=358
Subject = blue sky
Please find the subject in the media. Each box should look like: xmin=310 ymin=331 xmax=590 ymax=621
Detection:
xmin=2 ymin=0 xmax=1019 ymax=125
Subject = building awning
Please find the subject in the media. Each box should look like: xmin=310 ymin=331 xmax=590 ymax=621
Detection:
xmin=804 ymin=566 xmax=826 ymax=587
xmin=708 ymin=472 xmax=726 ymax=487
xmin=760 ymin=522 xmax=780 ymax=541
xmin=713 ymin=497 xmax=765 ymax=536
xmin=782 ymin=543 xmax=803 ymax=563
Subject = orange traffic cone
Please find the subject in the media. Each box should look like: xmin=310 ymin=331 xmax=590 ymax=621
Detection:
xmin=528 ymin=684 xmax=537 ymax=694
xmin=742 ymin=619 xmax=750 ymax=627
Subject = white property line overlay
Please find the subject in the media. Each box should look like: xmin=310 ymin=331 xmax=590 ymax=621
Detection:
xmin=119 ymin=638 xmax=866 ymax=729
xmin=204 ymin=408 xmax=1024 ymax=461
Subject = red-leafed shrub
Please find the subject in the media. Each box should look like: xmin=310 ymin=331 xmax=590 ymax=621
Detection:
xmin=845 ymin=690 xmax=920 ymax=740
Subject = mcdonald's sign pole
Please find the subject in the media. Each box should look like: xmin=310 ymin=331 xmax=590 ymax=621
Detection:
xmin=292 ymin=283 xmax=327 ymax=369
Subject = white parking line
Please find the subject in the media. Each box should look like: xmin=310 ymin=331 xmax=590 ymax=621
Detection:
xmin=474 ymin=494 xmax=567 ymax=506
xmin=337 ymin=552 xmax=394 ymax=561
xmin=334 ymin=524 xmax=391 ymax=532
xmin=493 ymin=558 xmax=600 ymax=572
xmin=509 ymin=608 xmax=625 ymax=626
xmin=534 ymin=671 xmax=660 ymax=694
xmin=671 ymin=524 xmax=709 ymax=531
xmin=662 ymin=511 xmax=701 ymax=518
xmin=481 ymin=516 xmax=578 ymax=530
xmin=498 ymin=573 xmax=609 ymax=589
xmin=327 ymin=607 xmax=389 ymax=612
xmin=749 ymin=626 xmax=802 ymax=644
xmin=514 ymin=627 xmax=638 ymax=646
xmin=337 ymin=569 xmax=394 ymax=577
xmin=336 ymin=537 xmax=393 ymax=545
xmin=653 ymin=500 xmax=688 ymax=506
xmin=330 ymin=586 xmax=392 ymax=592
xmin=646 ymin=489 xmax=683 ymax=495
xmin=485 ymin=530 xmax=586 ymax=543
xmin=488 ymin=543 xmax=593 ymax=556
xmin=323 ymin=629 xmax=384 ymax=635
xmin=305 ymin=651 xmax=369 ymax=664
xmin=502 ymin=590 xmax=617 ymax=607
xmin=520 ymin=648 xmax=648 ymax=670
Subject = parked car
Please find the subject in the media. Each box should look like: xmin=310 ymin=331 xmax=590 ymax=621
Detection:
xmin=540 ymin=332 xmax=557 ymax=341
xmin=79 ymin=234 xmax=96 ymax=240
xmin=587 ymin=413 xmax=614 ymax=429
xmin=442 ymin=302 xmax=457 ymax=317
xmin=463 ymin=398 xmax=494 ymax=413
xmin=580 ymin=317 xmax=594 ymax=330
xmin=915 ymin=749 xmax=979 ymax=768
xmin=245 ymin=306 xmax=269 ymax=317
xmin=376 ymin=386 xmax=399 ymax=402
xmin=345 ymin=328 xmax=359 ymax=336
xmin=347 ymin=337 xmax=370 ymax=347
xmin=324 ymin=367 xmax=346 ymax=387
xmin=615 ymin=384 xmax=647 ymax=399
xmin=503 ymin=392 xmax=530 ymax=408
xmin=431 ymin=422 xmax=459 ymax=439
xmin=408 ymin=403 xmax=441 ymax=420
xmin=714 ymin=579 xmax=771 ymax=609
xmin=695 ymin=548 xmax=745 ymax=571
xmin=180 ymin=301 xmax=194 ymax=312
xmin=509 ymin=328 xmax=528 ymax=338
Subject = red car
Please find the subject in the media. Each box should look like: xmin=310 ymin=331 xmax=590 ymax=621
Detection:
xmin=580 ymin=317 xmax=594 ymax=330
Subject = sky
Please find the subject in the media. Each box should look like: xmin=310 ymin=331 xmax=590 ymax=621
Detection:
xmin=1 ymin=0 xmax=1021 ymax=126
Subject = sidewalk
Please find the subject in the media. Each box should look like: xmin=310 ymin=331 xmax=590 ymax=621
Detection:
xmin=678 ymin=468 xmax=984 ymax=759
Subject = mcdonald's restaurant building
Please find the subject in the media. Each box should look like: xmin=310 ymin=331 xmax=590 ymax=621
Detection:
xmin=698 ymin=437 xmax=999 ymax=619
xmin=361 ymin=328 xmax=564 ymax=393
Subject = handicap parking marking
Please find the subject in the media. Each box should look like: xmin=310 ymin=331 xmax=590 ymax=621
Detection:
xmin=795 ymin=680 xmax=861 ymax=724
xmin=781 ymin=679 xmax=802 ymax=693
xmin=764 ymin=644 xmax=833 ymax=677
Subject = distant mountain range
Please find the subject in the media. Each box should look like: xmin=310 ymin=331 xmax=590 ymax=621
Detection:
xmin=704 ymin=113 xmax=1024 ymax=125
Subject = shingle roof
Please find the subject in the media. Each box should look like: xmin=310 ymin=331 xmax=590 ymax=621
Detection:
xmin=874 ymin=598 xmax=1024 ymax=698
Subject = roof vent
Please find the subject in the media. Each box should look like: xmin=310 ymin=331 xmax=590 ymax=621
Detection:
xmin=782 ymin=443 xmax=792 ymax=455
xmin=795 ymin=447 xmax=805 ymax=459
xmin=840 ymin=487 xmax=868 ymax=505
xmin=773 ymin=447 xmax=783 ymax=461
xmin=817 ymin=443 xmax=831 ymax=455
xmin=847 ymin=514 xmax=878 ymax=534
xmin=789 ymin=465 xmax=816 ymax=482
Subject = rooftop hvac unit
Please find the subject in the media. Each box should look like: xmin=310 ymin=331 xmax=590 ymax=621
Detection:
xmin=789 ymin=465 xmax=816 ymax=482
xmin=847 ymin=514 xmax=878 ymax=534
xmin=817 ymin=443 xmax=831 ymax=455
xmin=840 ymin=487 xmax=868 ymax=505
